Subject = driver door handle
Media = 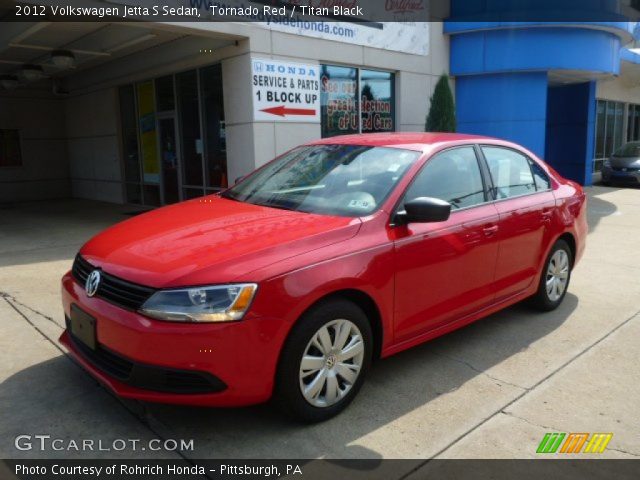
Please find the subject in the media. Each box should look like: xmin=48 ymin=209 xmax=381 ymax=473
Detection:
xmin=483 ymin=224 xmax=499 ymax=237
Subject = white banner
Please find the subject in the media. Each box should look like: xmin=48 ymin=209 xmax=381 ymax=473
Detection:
xmin=102 ymin=0 xmax=430 ymax=56
xmin=254 ymin=21 xmax=429 ymax=56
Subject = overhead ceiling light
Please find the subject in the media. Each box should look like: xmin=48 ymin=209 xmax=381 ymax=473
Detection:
xmin=51 ymin=50 xmax=75 ymax=68
xmin=21 ymin=64 xmax=45 ymax=81
xmin=0 ymin=75 xmax=20 ymax=90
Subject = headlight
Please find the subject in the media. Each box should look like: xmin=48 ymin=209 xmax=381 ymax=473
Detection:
xmin=139 ymin=284 xmax=258 ymax=323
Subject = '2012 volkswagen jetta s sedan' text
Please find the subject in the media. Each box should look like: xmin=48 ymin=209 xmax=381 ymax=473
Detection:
xmin=60 ymin=133 xmax=587 ymax=422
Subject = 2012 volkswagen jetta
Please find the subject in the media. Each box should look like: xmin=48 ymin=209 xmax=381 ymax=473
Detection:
xmin=60 ymin=133 xmax=587 ymax=422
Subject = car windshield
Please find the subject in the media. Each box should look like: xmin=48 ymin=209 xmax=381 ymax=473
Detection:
xmin=221 ymin=145 xmax=421 ymax=217
xmin=613 ymin=142 xmax=640 ymax=157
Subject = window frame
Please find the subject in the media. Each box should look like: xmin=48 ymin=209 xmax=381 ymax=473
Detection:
xmin=389 ymin=143 xmax=554 ymax=227
xmin=527 ymin=157 xmax=552 ymax=192
xmin=391 ymin=145 xmax=492 ymax=224
xmin=320 ymin=63 xmax=397 ymax=138
xmin=477 ymin=144 xmax=549 ymax=202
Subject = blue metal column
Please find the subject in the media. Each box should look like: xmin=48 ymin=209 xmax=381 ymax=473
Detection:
xmin=445 ymin=10 xmax=635 ymax=185
xmin=545 ymin=82 xmax=597 ymax=186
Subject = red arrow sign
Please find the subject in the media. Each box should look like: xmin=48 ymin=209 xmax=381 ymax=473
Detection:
xmin=261 ymin=105 xmax=316 ymax=117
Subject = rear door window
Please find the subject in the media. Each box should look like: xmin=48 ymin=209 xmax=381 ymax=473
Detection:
xmin=482 ymin=147 xmax=536 ymax=199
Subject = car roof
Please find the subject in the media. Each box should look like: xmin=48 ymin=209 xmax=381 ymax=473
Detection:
xmin=306 ymin=132 xmax=502 ymax=152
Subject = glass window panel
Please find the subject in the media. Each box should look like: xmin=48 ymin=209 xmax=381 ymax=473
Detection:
xmin=613 ymin=102 xmax=624 ymax=153
xmin=483 ymin=147 xmax=536 ymax=199
xmin=528 ymin=159 xmax=551 ymax=191
xmin=321 ymin=65 xmax=359 ymax=138
xmin=136 ymin=81 xmax=160 ymax=184
xmin=200 ymin=64 xmax=228 ymax=189
xmin=595 ymin=100 xmax=606 ymax=159
xmin=360 ymin=69 xmax=395 ymax=133
xmin=118 ymin=85 xmax=140 ymax=184
xmin=0 ymin=129 xmax=22 ymax=167
xmin=155 ymin=75 xmax=175 ymax=112
xmin=158 ymin=117 xmax=180 ymax=204
xmin=177 ymin=70 xmax=203 ymax=186
xmin=605 ymin=101 xmax=615 ymax=157
xmin=632 ymin=105 xmax=640 ymax=142
xmin=403 ymin=147 xmax=485 ymax=210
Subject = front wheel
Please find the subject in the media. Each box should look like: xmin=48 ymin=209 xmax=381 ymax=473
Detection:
xmin=529 ymin=239 xmax=572 ymax=311
xmin=274 ymin=299 xmax=372 ymax=423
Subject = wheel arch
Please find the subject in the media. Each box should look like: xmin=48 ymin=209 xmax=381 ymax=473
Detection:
xmin=557 ymin=232 xmax=577 ymax=267
xmin=295 ymin=288 xmax=385 ymax=361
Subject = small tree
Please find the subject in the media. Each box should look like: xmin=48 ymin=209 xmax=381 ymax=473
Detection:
xmin=426 ymin=74 xmax=456 ymax=132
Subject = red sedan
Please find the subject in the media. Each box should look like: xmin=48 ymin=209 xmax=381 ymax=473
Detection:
xmin=59 ymin=133 xmax=587 ymax=422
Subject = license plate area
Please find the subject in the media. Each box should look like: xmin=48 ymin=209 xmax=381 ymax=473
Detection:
xmin=70 ymin=304 xmax=97 ymax=350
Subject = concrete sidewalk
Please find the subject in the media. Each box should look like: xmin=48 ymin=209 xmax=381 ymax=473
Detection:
xmin=0 ymin=187 xmax=638 ymax=469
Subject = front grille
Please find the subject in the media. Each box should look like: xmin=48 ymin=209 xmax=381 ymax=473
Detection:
xmin=72 ymin=255 xmax=156 ymax=310
xmin=66 ymin=322 xmax=226 ymax=394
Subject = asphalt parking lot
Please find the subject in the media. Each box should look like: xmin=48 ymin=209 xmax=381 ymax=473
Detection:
xmin=1 ymin=186 xmax=639 ymax=471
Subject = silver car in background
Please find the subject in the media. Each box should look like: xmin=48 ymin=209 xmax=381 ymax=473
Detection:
xmin=602 ymin=142 xmax=640 ymax=186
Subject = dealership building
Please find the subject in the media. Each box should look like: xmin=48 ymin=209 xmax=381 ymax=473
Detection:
xmin=1 ymin=2 xmax=639 ymax=206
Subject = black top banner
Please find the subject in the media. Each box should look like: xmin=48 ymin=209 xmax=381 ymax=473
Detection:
xmin=1 ymin=0 xmax=639 ymax=23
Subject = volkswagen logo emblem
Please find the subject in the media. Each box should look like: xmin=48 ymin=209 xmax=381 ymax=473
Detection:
xmin=85 ymin=270 xmax=101 ymax=297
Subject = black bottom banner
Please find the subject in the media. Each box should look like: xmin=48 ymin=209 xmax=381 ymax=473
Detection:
xmin=2 ymin=459 xmax=639 ymax=480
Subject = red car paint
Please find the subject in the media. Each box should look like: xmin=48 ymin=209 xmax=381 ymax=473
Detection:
xmin=59 ymin=133 xmax=587 ymax=407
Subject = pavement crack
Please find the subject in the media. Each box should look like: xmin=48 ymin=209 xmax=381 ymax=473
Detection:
xmin=3 ymin=296 xmax=211 ymax=478
xmin=434 ymin=352 xmax=529 ymax=391
xmin=1 ymin=290 xmax=64 ymax=329
xmin=502 ymin=412 xmax=640 ymax=458
xmin=499 ymin=410 xmax=556 ymax=431
xmin=3 ymin=297 xmax=68 ymax=355
xmin=398 ymin=307 xmax=640 ymax=478
xmin=608 ymin=447 xmax=640 ymax=458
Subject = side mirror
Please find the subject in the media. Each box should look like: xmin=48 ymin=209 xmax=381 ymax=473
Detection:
xmin=396 ymin=197 xmax=451 ymax=225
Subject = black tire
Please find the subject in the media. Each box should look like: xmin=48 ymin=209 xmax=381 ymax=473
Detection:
xmin=529 ymin=239 xmax=573 ymax=311
xmin=274 ymin=298 xmax=373 ymax=423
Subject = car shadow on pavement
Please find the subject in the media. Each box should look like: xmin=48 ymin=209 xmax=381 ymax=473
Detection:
xmin=1 ymin=293 xmax=578 ymax=460
xmin=587 ymin=190 xmax=619 ymax=234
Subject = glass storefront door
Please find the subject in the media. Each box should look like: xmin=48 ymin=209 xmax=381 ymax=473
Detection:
xmin=118 ymin=64 xmax=226 ymax=206
xmin=158 ymin=116 xmax=180 ymax=205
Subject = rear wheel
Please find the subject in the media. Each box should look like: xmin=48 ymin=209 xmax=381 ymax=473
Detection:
xmin=274 ymin=299 xmax=372 ymax=423
xmin=529 ymin=239 xmax=572 ymax=311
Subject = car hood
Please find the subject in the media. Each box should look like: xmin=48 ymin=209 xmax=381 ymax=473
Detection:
xmin=610 ymin=156 xmax=640 ymax=168
xmin=80 ymin=196 xmax=361 ymax=288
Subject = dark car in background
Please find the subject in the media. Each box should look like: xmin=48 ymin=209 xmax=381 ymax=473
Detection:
xmin=602 ymin=142 xmax=640 ymax=186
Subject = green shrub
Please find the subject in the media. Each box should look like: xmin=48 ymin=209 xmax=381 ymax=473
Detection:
xmin=426 ymin=74 xmax=456 ymax=132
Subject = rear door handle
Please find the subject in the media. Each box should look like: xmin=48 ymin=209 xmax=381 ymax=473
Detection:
xmin=482 ymin=225 xmax=499 ymax=236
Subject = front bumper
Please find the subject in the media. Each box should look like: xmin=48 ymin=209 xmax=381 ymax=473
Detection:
xmin=602 ymin=166 xmax=640 ymax=184
xmin=59 ymin=272 xmax=286 ymax=407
